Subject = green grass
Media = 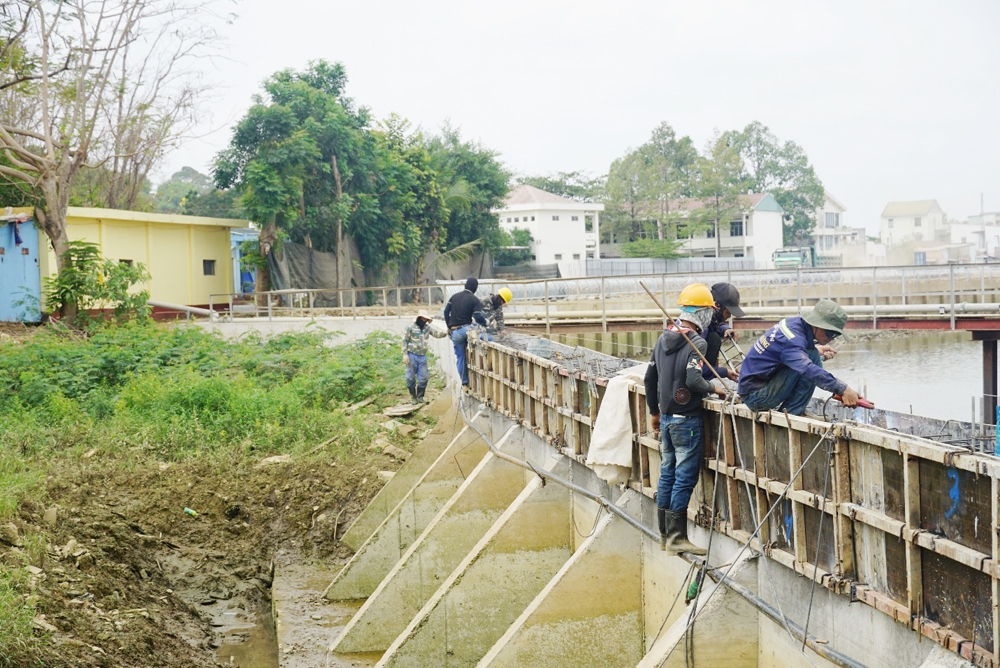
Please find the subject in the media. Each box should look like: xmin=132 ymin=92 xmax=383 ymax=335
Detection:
xmin=0 ymin=567 xmax=36 ymax=667
xmin=0 ymin=322 xmax=408 ymax=516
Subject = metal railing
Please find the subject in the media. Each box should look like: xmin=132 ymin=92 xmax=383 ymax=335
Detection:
xmin=206 ymin=263 xmax=1000 ymax=331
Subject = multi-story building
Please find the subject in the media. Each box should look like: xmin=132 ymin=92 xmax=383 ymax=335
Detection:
xmin=494 ymin=185 xmax=603 ymax=278
xmin=812 ymin=193 xmax=886 ymax=267
xmin=880 ymin=200 xmax=947 ymax=246
xmin=675 ymin=193 xmax=786 ymax=268
xmin=948 ymin=211 xmax=1000 ymax=261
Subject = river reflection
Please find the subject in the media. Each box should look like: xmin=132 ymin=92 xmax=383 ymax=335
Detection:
xmin=549 ymin=330 xmax=984 ymax=424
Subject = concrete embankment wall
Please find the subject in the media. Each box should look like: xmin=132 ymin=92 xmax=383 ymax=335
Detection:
xmin=324 ymin=407 xmax=945 ymax=668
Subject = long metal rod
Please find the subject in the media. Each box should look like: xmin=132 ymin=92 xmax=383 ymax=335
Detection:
xmin=457 ymin=399 xmax=868 ymax=668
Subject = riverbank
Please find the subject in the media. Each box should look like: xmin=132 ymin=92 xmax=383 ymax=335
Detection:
xmin=0 ymin=323 xmax=440 ymax=666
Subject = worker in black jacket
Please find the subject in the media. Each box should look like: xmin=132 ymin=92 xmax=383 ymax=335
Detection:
xmin=443 ymin=277 xmax=485 ymax=386
xmin=644 ymin=283 xmax=726 ymax=556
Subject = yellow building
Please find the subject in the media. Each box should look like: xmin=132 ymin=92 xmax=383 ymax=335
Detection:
xmin=15 ymin=207 xmax=249 ymax=307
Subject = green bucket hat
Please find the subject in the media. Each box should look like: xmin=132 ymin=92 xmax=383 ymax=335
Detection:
xmin=802 ymin=299 xmax=849 ymax=338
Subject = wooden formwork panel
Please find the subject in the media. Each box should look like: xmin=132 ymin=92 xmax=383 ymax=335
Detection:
xmin=465 ymin=335 xmax=1000 ymax=668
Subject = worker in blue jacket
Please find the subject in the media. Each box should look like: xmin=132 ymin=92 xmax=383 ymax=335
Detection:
xmin=737 ymin=299 xmax=860 ymax=415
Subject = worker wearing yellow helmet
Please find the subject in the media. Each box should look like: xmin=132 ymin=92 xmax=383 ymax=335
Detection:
xmin=644 ymin=283 xmax=726 ymax=556
xmin=481 ymin=287 xmax=513 ymax=336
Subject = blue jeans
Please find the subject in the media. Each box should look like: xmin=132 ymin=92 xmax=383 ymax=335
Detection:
xmin=405 ymin=353 xmax=429 ymax=387
xmin=742 ymin=348 xmax=823 ymax=416
xmin=451 ymin=325 xmax=471 ymax=385
xmin=656 ymin=415 xmax=704 ymax=513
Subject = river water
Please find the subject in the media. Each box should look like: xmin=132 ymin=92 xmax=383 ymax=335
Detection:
xmin=549 ymin=330 xmax=987 ymax=424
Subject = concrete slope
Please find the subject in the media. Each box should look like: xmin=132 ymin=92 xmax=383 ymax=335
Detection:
xmin=477 ymin=491 xmax=646 ymax=668
xmin=341 ymin=394 xmax=460 ymax=552
xmin=330 ymin=427 xmax=539 ymax=655
xmin=376 ymin=458 xmax=575 ymax=668
xmin=325 ymin=411 xmax=491 ymax=601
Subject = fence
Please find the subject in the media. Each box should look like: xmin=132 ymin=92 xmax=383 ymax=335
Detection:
xmin=466 ymin=331 xmax=1000 ymax=667
xmin=587 ymin=257 xmax=757 ymax=275
xmin=208 ymin=263 xmax=1000 ymax=332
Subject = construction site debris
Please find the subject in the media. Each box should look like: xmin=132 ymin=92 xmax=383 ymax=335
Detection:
xmin=346 ymin=397 xmax=375 ymax=413
xmin=377 ymin=471 xmax=395 ymax=482
xmin=256 ymin=454 xmax=293 ymax=467
xmin=383 ymin=446 xmax=410 ymax=461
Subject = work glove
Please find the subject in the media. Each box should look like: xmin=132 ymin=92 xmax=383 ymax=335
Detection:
xmin=403 ymin=352 xmax=410 ymax=366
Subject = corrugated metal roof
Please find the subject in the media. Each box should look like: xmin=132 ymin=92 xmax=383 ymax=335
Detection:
xmin=880 ymin=200 xmax=941 ymax=218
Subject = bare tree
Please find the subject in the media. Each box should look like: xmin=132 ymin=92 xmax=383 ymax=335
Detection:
xmin=0 ymin=0 xmax=222 ymax=317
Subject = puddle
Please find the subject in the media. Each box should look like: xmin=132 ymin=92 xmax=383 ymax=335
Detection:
xmin=215 ymin=603 xmax=279 ymax=667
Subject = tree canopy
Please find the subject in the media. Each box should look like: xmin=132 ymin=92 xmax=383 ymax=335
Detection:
xmin=602 ymin=121 xmax=825 ymax=249
xmin=214 ymin=62 xmax=507 ymax=282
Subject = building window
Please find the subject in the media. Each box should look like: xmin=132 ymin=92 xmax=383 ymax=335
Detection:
xmin=888 ymin=219 xmax=894 ymax=228
xmin=734 ymin=253 xmax=744 ymax=258
xmin=203 ymin=259 xmax=216 ymax=276
xmin=587 ymin=251 xmax=595 ymax=259
xmin=573 ymin=253 xmax=580 ymax=260
xmin=531 ymin=254 xmax=536 ymax=260
xmin=554 ymin=254 xmax=563 ymax=260
xmin=514 ymin=217 xmax=519 ymax=222
xmin=914 ymin=251 xmax=926 ymax=265
xmin=585 ymin=215 xmax=593 ymax=232
xmin=914 ymin=217 xmax=922 ymax=227
xmin=571 ymin=215 xmax=579 ymax=221
xmin=825 ymin=212 xmax=839 ymax=228
xmin=730 ymin=220 xmax=743 ymax=237
xmin=552 ymin=215 xmax=560 ymax=221
xmin=531 ymin=216 xmax=535 ymax=221
xmin=706 ymin=226 xmax=716 ymax=238
xmin=119 ymin=259 xmax=133 ymax=267
xmin=507 ymin=217 xmax=512 ymax=223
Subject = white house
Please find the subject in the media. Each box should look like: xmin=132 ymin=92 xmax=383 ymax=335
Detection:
xmin=880 ymin=200 xmax=947 ymax=247
xmin=948 ymin=211 xmax=1000 ymax=260
xmin=676 ymin=193 xmax=786 ymax=269
xmin=813 ymin=192 xmax=849 ymax=259
xmin=494 ymin=185 xmax=603 ymax=278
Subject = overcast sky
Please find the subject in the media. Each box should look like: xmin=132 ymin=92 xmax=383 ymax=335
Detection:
xmin=165 ymin=0 xmax=1000 ymax=234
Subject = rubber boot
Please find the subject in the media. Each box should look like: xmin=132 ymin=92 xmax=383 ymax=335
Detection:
xmin=666 ymin=510 xmax=706 ymax=557
xmin=416 ymin=383 xmax=427 ymax=404
xmin=406 ymin=381 xmax=417 ymax=404
xmin=657 ymin=507 xmax=668 ymax=551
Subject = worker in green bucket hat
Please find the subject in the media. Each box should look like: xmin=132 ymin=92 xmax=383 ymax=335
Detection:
xmin=736 ymin=299 xmax=860 ymax=415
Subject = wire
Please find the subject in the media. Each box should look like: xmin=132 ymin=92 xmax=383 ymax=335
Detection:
xmin=802 ymin=440 xmax=835 ymax=651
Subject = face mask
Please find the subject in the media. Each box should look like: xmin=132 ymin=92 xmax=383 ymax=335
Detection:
xmin=417 ymin=319 xmax=427 ymax=329
xmin=682 ymin=307 xmax=713 ymax=333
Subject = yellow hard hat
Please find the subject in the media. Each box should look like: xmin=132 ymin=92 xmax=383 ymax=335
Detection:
xmin=497 ymin=287 xmax=513 ymax=304
xmin=678 ymin=283 xmax=714 ymax=308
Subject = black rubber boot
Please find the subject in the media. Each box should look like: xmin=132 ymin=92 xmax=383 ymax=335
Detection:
xmin=657 ymin=507 xmax=668 ymax=551
xmin=666 ymin=510 xmax=706 ymax=557
xmin=416 ymin=383 xmax=427 ymax=404
xmin=406 ymin=381 xmax=417 ymax=403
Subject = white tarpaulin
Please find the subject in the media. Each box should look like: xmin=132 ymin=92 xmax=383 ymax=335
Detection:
xmin=586 ymin=362 xmax=649 ymax=485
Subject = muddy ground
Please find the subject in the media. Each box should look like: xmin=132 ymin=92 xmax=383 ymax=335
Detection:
xmin=2 ymin=399 xmax=441 ymax=667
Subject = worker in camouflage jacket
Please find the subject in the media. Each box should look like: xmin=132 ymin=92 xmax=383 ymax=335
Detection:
xmin=480 ymin=287 xmax=513 ymax=335
xmin=402 ymin=311 xmax=447 ymax=404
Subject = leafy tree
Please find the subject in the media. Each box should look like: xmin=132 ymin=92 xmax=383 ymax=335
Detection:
xmin=603 ymin=151 xmax=650 ymax=244
xmin=181 ymin=188 xmax=244 ymax=219
xmin=154 ymin=167 xmax=213 ymax=213
xmin=639 ymin=123 xmax=699 ymax=240
xmin=725 ymin=121 xmax=824 ymax=246
xmin=43 ymin=241 xmax=151 ymax=326
xmin=0 ymin=0 xmax=220 ymax=320
xmin=493 ymin=227 xmax=533 ymax=265
xmin=426 ymin=124 xmax=509 ymax=254
xmin=518 ymin=171 xmax=602 ymax=202
xmin=691 ymin=132 xmax=745 ymax=257
xmin=620 ymin=238 xmax=683 ymax=259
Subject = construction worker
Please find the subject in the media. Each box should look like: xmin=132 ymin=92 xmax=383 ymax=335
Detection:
xmin=481 ymin=287 xmax=513 ymax=335
xmin=443 ymin=277 xmax=486 ymax=386
xmin=402 ymin=311 xmax=447 ymax=404
xmin=703 ymin=282 xmax=745 ymax=382
xmin=644 ymin=283 xmax=727 ymax=556
xmin=737 ymin=299 xmax=860 ymax=415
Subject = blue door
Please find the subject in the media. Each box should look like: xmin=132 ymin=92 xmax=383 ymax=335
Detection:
xmin=0 ymin=219 xmax=42 ymax=322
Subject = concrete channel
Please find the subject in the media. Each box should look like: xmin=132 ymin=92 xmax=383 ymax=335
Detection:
xmin=266 ymin=329 xmax=991 ymax=667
